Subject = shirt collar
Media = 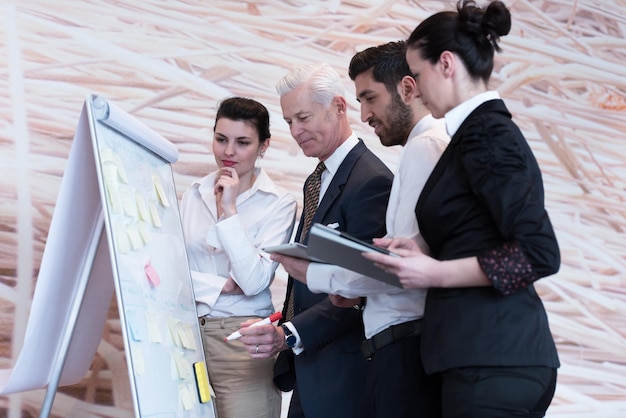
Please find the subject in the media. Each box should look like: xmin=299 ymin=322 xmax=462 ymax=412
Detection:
xmin=445 ymin=90 xmax=501 ymax=137
xmin=321 ymin=133 xmax=359 ymax=179
xmin=410 ymin=114 xmax=445 ymax=139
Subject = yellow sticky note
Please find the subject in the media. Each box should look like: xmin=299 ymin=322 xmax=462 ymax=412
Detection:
xmin=153 ymin=174 xmax=170 ymax=207
xmin=135 ymin=191 xmax=149 ymax=221
xmin=114 ymin=222 xmax=130 ymax=254
xmin=168 ymin=318 xmax=182 ymax=347
xmin=126 ymin=224 xmax=144 ymax=251
xmin=131 ymin=346 xmax=145 ymax=376
xmin=180 ymin=323 xmax=197 ymax=351
xmin=149 ymin=199 xmax=162 ymax=228
xmin=103 ymin=166 xmax=122 ymax=214
xmin=193 ymin=362 xmax=211 ymax=403
xmin=146 ymin=312 xmax=163 ymax=343
xmin=120 ymin=187 xmax=136 ymax=217
xmin=138 ymin=221 xmax=151 ymax=245
xmin=114 ymin=154 xmax=128 ymax=183
xmin=179 ymin=383 xmax=195 ymax=411
xmin=100 ymin=146 xmax=115 ymax=164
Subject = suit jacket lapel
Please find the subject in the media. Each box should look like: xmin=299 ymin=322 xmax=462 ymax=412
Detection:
xmin=308 ymin=140 xmax=366 ymax=236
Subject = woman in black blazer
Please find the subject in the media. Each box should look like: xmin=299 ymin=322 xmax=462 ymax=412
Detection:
xmin=364 ymin=1 xmax=560 ymax=417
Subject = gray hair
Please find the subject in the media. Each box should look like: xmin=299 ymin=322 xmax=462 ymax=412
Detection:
xmin=276 ymin=62 xmax=345 ymax=107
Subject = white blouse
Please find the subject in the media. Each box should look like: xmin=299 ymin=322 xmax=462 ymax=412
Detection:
xmin=180 ymin=167 xmax=296 ymax=318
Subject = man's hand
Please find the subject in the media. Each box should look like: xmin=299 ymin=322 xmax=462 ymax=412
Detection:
xmin=329 ymin=294 xmax=363 ymax=309
xmin=237 ymin=320 xmax=288 ymax=358
xmin=270 ymin=253 xmax=310 ymax=283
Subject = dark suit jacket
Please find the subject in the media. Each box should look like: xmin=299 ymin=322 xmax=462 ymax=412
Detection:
xmin=416 ymin=99 xmax=560 ymax=374
xmin=275 ymin=139 xmax=393 ymax=418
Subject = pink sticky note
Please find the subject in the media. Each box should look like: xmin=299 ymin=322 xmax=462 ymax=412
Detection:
xmin=144 ymin=260 xmax=161 ymax=288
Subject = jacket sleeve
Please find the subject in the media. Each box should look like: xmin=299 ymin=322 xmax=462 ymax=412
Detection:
xmin=460 ymin=113 xmax=560 ymax=294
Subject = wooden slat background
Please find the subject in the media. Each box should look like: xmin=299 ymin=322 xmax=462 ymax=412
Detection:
xmin=0 ymin=1 xmax=624 ymax=417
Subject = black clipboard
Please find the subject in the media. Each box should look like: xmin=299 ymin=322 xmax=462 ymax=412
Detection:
xmin=306 ymin=223 xmax=401 ymax=287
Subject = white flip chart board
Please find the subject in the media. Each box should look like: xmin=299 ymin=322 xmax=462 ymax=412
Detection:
xmin=0 ymin=94 xmax=215 ymax=418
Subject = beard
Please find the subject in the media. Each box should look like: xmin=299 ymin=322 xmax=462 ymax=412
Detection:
xmin=379 ymin=94 xmax=414 ymax=147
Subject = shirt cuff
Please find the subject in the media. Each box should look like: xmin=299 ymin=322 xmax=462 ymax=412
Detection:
xmin=477 ymin=241 xmax=537 ymax=296
xmin=306 ymin=263 xmax=336 ymax=294
xmin=283 ymin=321 xmax=304 ymax=355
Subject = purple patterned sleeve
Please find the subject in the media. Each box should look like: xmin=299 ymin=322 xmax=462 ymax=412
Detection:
xmin=477 ymin=241 xmax=538 ymax=295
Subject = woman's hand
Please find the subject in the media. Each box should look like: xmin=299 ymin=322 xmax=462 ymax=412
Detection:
xmin=365 ymin=236 xmax=490 ymax=289
xmin=214 ymin=167 xmax=239 ymax=218
xmin=364 ymin=237 xmax=441 ymax=289
xmin=221 ymin=277 xmax=243 ymax=295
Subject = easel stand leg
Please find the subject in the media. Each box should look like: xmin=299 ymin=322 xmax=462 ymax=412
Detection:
xmin=39 ymin=216 xmax=104 ymax=418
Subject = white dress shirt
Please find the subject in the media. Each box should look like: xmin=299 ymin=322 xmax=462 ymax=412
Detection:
xmin=318 ymin=133 xmax=360 ymax=203
xmin=306 ymin=115 xmax=450 ymax=338
xmin=181 ymin=167 xmax=296 ymax=318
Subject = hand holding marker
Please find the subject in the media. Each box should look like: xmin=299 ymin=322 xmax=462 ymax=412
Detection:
xmin=224 ymin=312 xmax=283 ymax=341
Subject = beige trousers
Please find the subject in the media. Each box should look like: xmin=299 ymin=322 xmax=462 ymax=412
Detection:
xmin=200 ymin=316 xmax=281 ymax=418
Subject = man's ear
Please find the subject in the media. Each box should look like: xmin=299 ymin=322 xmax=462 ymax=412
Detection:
xmin=397 ymin=75 xmax=417 ymax=104
xmin=333 ymin=95 xmax=347 ymax=117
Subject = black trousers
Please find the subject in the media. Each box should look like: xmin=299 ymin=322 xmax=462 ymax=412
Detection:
xmin=439 ymin=365 xmax=557 ymax=418
xmin=366 ymin=332 xmax=441 ymax=418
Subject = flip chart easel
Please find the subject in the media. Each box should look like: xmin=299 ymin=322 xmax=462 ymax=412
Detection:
xmin=0 ymin=94 xmax=216 ymax=418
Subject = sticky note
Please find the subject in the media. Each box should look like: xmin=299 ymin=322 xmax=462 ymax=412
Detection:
xmin=135 ymin=191 xmax=149 ymax=221
xmin=103 ymin=166 xmax=122 ymax=214
xmin=153 ymin=174 xmax=170 ymax=207
xmin=114 ymin=154 xmax=128 ymax=183
xmin=149 ymin=199 xmax=162 ymax=228
xmin=179 ymin=382 xmax=195 ymax=411
xmin=114 ymin=222 xmax=130 ymax=254
xmin=126 ymin=310 xmax=142 ymax=342
xmin=146 ymin=312 xmax=163 ymax=343
xmin=99 ymin=146 xmax=115 ymax=164
xmin=180 ymin=323 xmax=197 ymax=350
xmin=193 ymin=362 xmax=211 ymax=403
xmin=131 ymin=346 xmax=145 ymax=376
xmin=120 ymin=187 xmax=136 ymax=217
xmin=126 ymin=225 xmax=144 ymax=251
xmin=167 ymin=318 xmax=179 ymax=347
xmin=172 ymin=352 xmax=190 ymax=380
xmin=175 ymin=322 xmax=196 ymax=351
xmin=144 ymin=260 xmax=161 ymax=288
xmin=138 ymin=221 xmax=151 ymax=245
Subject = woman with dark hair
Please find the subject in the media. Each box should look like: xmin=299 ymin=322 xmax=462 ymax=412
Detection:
xmin=181 ymin=97 xmax=296 ymax=418
xmin=364 ymin=1 xmax=560 ymax=417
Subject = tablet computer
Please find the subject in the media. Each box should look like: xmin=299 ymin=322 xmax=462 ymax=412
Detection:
xmin=262 ymin=243 xmax=326 ymax=263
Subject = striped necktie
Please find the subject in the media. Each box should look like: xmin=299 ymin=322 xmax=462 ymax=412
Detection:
xmin=285 ymin=161 xmax=326 ymax=321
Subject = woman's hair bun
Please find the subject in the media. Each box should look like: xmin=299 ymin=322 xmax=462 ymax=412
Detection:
xmin=458 ymin=0 xmax=511 ymax=52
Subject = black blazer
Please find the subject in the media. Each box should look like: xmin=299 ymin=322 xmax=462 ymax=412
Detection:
xmin=275 ymin=139 xmax=393 ymax=418
xmin=416 ymin=99 xmax=560 ymax=374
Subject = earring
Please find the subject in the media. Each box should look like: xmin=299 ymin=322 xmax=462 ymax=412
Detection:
xmin=259 ymin=151 xmax=265 ymax=158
